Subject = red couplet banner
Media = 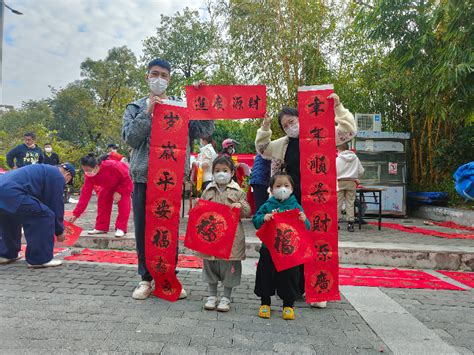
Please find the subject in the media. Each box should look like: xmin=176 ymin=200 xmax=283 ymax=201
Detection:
xmin=185 ymin=85 xmax=267 ymax=119
xmin=184 ymin=199 xmax=240 ymax=260
xmin=256 ymin=209 xmax=316 ymax=272
xmin=299 ymin=85 xmax=341 ymax=303
xmin=145 ymin=100 xmax=189 ymax=302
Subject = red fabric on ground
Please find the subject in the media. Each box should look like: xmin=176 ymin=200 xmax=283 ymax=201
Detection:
xmin=430 ymin=221 xmax=474 ymax=232
xmin=61 ymin=251 xmax=466 ymax=290
xmin=178 ymin=254 xmax=204 ymax=269
xmin=437 ymin=270 xmax=474 ymax=288
xmin=340 ymin=267 xmax=464 ymax=290
xmin=64 ymin=249 xmax=203 ymax=269
xmin=368 ymin=222 xmax=474 ymax=240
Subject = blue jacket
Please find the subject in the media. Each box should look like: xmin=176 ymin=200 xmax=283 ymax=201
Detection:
xmin=453 ymin=162 xmax=474 ymax=200
xmin=249 ymin=154 xmax=271 ymax=186
xmin=0 ymin=164 xmax=65 ymax=235
xmin=253 ymin=195 xmax=311 ymax=230
xmin=6 ymin=144 xmax=44 ymax=168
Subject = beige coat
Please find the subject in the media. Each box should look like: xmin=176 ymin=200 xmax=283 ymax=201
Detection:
xmin=255 ymin=103 xmax=357 ymax=176
xmin=196 ymin=180 xmax=251 ymax=261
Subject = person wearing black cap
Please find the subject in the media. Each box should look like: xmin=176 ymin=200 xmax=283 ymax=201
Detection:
xmin=0 ymin=163 xmax=75 ymax=267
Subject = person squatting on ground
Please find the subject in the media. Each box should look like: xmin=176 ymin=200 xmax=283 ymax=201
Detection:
xmin=198 ymin=156 xmax=251 ymax=312
xmin=6 ymin=132 xmax=44 ymax=169
xmin=255 ymin=93 xmax=357 ymax=308
xmin=122 ymin=58 xmax=213 ymax=300
xmin=253 ymin=172 xmax=310 ymax=320
xmin=68 ymin=154 xmax=133 ymax=238
xmin=0 ymin=163 xmax=75 ymax=267
xmin=336 ymin=143 xmax=365 ymax=232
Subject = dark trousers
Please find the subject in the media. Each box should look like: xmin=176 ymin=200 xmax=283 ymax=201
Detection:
xmin=252 ymin=184 xmax=269 ymax=212
xmin=0 ymin=196 xmax=55 ymax=265
xmin=254 ymin=246 xmax=300 ymax=305
xmin=132 ymin=183 xmax=152 ymax=281
xmin=132 ymin=183 xmax=178 ymax=282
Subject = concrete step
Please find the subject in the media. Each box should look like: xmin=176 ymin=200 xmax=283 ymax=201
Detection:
xmin=74 ymin=233 xmax=474 ymax=271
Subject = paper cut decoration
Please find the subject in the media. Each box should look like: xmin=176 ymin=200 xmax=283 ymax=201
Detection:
xmin=185 ymin=199 xmax=240 ymax=260
xmin=256 ymin=209 xmax=316 ymax=272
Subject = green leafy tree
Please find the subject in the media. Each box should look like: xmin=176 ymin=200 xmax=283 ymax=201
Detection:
xmin=142 ymin=7 xmax=220 ymax=96
xmin=354 ymin=0 xmax=474 ymax=186
xmin=80 ymin=46 xmax=145 ymax=147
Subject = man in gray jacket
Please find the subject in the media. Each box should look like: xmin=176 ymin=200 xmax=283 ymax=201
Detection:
xmin=122 ymin=58 xmax=213 ymax=300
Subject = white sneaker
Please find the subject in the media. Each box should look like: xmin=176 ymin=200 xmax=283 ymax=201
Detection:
xmin=216 ymin=297 xmax=231 ymax=312
xmin=88 ymin=229 xmax=108 ymax=235
xmin=0 ymin=254 xmax=21 ymax=265
xmin=311 ymin=301 xmax=327 ymax=309
xmin=179 ymin=288 xmax=187 ymax=299
xmin=28 ymin=259 xmax=62 ymax=268
xmin=204 ymin=296 xmax=218 ymax=310
xmin=115 ymin=229 xmax=126 ymax=238
xmin=132 ymin=281 xmax=152 ymax=300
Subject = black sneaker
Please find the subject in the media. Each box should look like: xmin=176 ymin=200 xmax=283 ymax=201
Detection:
xmin=347 ymin=222 xmax=355 ymax=232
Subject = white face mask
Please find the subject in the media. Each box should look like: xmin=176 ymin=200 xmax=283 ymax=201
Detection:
xmin=45 ymin=147 xmax=52 ymax=153
xmin=273 ymin=187 xmax=292 ymax=201
xmin=285 ymin=122 xmax=300 ymax=138
xmin=148 ymin=77 xmax=168 ymax=95
xmin=214 ymin=172 xmax=232 ymax=185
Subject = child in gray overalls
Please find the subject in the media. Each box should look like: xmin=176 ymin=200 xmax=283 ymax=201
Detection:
xmin=196 ymin=155 xmax=250 ymax=312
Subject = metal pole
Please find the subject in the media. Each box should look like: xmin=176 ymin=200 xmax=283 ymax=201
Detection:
xmin=0 ymin=0 xmax=4 ymax=105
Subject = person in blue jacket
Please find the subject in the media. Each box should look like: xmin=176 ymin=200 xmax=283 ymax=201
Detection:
xmin=253 ymin=172 xmax=310 ymax=321
xmin=0 ymin=163 xmax=75 ymax=267
xmin=6 ymin=132 xmax=44 ymax=169
xmin=249 ymin=153 xmax=271 ymax=211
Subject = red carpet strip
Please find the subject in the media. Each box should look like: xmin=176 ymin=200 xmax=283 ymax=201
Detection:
xmin=339 ymin=267 xmax=464 ymax=290
xmin=368 ymin=222 xmax=474 ymax=240
xmin=64 ymin=248 xmax=203 ymax=269
xmin=437 ymin=270 xmax=474 ymax=288
xmin=429 ymin=221 xmax=474 ymax=232
xmin=63 ymin=249 xmax=464 ymax=290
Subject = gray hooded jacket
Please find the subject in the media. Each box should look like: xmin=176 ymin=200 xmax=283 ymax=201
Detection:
xmin=122 ymin=96 xmax=214 ymax=183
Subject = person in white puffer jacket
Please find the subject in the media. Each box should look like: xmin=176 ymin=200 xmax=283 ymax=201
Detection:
xmin=336 ymin=143 xmax=365 ymax=232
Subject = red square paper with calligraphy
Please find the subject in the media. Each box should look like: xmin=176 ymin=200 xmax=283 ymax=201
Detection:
xmin=56 ymin=221 xmax=82 ymax=246
xmin=185 ymin=199 xmax=240 ymax=260
xmin=256 ymin=209 xmax=316 ymax=272
xmin=185 ymin=85 xmax=266 ymax=119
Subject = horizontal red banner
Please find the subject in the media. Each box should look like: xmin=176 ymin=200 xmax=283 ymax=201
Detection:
xmin=186 ymin=85 xmax=266 ymax=119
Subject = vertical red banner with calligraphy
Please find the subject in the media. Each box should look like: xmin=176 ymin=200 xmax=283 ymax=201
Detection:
xmin=185 ymin=85 xmax=266 ymax=119
xmin=299 ymin=85 xmax=340 ymax=302
xmin=145 ymin=100 xmax=189 ymax=302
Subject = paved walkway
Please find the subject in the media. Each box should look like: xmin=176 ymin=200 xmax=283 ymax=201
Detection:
xmin=0 ymin=260 xmax=472 ymax=354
